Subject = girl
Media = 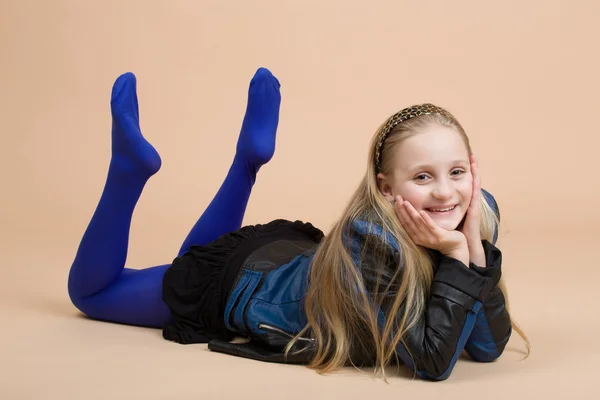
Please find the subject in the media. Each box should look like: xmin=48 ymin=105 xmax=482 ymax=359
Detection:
xmin=67 ymin=68 xmax=529 ymax=381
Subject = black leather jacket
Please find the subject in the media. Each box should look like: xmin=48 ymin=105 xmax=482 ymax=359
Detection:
xmin=209 ymin=192 xmax=511 ymax=381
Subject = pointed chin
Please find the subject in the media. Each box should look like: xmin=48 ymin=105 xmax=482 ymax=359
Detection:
xmin=425 ymin=206 xmax=465 ymax=230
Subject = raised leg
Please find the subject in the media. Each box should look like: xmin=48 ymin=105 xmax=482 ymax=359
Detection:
xmin=67 ymin=67 xmax=282 ymax=329
xmin=176 ymin=67 xmax=281 ymax=256
xmin=67 ymin=72 xmax=171 ymax=327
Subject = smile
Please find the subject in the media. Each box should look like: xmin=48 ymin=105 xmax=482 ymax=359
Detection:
xmin=426 ymin=205 xmax=457 ymax=213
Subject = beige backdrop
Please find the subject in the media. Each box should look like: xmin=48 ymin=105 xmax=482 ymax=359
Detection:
xmin=1 ymin=0 xmax=599 ymax=399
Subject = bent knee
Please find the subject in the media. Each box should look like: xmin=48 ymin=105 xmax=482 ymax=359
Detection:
xmin=67 ymin=282 xmax=94 ymax=319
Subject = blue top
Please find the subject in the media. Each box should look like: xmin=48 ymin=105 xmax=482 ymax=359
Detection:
xmin=219 ymin=189 xmax=510 ymax=380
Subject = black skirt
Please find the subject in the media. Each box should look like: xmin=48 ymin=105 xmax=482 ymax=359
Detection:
xmin=161 ymin=219 xmax=324 ymax=344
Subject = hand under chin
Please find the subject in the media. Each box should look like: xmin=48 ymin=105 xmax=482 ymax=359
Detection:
xmin=432 ymin=217 xmax=463 ymax=231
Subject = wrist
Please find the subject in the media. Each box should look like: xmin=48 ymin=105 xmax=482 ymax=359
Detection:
xmin=466 ymin=234 xmax=482 ymax=249
xmin=467 ymin=236 xmax=483 ymax=249
xmin=446 ymin=248 xmax=470 ymax=266
xmin=468 ymin=242 xmax=486 ymax=268
xmin=441 ymin=242 xmax=470 ymax=266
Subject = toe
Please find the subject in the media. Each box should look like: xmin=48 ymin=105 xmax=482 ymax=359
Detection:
xmin=111 ymin=72 xmax=140 ymax=120
xmin=250 ymin=67 xmax=280 ymax=88
xmin=111 ymin=72 xmax=137 ymax=103
xmin=255 ymin=67 xmax=272 ymax=78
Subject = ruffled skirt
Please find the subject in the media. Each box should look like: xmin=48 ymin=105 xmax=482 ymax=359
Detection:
xmin=161 ymin=219 xmax=324 ymax=344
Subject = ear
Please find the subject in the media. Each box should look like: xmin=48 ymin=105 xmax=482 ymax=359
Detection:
xmin=376 ymin=173 xmax=395 ymax=203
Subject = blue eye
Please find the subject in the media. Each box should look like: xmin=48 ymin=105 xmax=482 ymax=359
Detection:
xmin=415 ymin=174 xmax=429 ymax=181
xmin=451 ymin=169 xmax=465 ymax=176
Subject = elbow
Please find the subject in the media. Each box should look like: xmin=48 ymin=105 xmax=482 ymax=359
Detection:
xmin=418 ymin=366 xmax=455 ymax=382
xmin=422 ymin=372 xmax=452 ymax=382
xmin=415 ymin=358 xmax=459 ymax=381
xmin=466 ymin=327 xmax=511 ymax=363
xmin=467 ymin=349 xmax=501 ymax=363
xmin=398 ymin=343 xmax=464 ymax=381
xmin=465 ymin=334 xmax=510 ymax=363
xmin=464 ymin=342 xmax=503 ymax=363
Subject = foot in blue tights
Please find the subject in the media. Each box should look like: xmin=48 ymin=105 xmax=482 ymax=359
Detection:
xmin=69 ymin=72 xmax=162 ymax=302
xmin=176 ymin=67 xmax=282 ymax=255
xmin=236 ymin=67 xmax=281 ymax=167
xmin=68 ymin=68 xmax=283 ymax=328
xmin=110 ymin=72 xmax=162 ymax=179
xmin=67 ymin=72 xmax=171 ymax=327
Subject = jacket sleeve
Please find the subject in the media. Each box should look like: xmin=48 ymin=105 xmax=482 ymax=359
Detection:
xmin=463 ymin=251 xmax=512 ymax=362
xmin=393 ymin=240 xmax=504 ymax=381
xmin=462 ymin=189 xmax=512 ymax=362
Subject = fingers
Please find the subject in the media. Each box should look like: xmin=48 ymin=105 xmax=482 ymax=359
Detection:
xmin=419 ymin=209 xmax=441 ymax=233
xmin=394 ymin=196 xmax=418 ymax=233
xmin=460 ymin=155 xmax=482 ymax=242
xmin=404 ymin=201 xmax=429 ymax=234
xmin=395 ymin=199 xmax=439 ymax=246
xmin=395 ymin=198 xmax=468 ymax=254
xmin=472 ymin=155 xmax=480 ymax=191
xmin=470 ymin=155 xmax=481 ymax=207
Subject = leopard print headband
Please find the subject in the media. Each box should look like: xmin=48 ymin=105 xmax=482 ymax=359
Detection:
xmin=374 ymin=103 xmax=457 ymax=173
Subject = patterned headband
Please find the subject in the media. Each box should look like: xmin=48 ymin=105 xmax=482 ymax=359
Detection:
xmin=374 ymin=103 xmax=457 ymax=173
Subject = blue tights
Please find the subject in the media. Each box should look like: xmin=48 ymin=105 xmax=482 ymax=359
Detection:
xmin=67 ymin=68 xmax=281 ymax=328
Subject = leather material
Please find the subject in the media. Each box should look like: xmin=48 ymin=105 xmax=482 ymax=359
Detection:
xmin=208 ymin=192 xmax=512 ymax=380
xmin=208 ymin=338 xmax=315 ymax=364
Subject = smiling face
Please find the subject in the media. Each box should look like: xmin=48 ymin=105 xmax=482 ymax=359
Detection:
xmin=377 ymin=124 xmax=473 ymax=231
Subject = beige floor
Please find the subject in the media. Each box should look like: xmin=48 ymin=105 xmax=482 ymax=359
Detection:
xmin=2 ymin=231 xmax=597 ymax=399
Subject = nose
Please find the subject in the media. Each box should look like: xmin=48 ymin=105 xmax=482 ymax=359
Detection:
xmin=432 ymin=178 xmax=454 ymax=200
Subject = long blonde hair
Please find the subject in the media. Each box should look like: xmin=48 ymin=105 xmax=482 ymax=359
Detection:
xmin=285 ymin=110 xmax=530 ymax=378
